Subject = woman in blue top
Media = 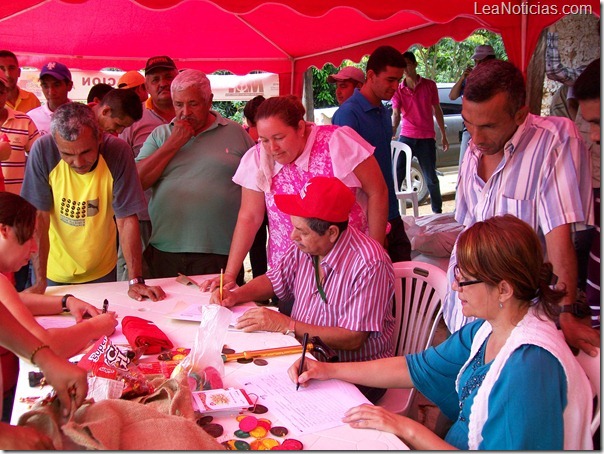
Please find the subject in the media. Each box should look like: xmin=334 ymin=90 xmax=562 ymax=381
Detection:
xmin=289 ymin=215 xmax=593 ymax=450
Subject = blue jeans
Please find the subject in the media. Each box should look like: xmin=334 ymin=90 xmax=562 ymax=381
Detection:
xmin=398 ymin=136 xmax=442 ymax=213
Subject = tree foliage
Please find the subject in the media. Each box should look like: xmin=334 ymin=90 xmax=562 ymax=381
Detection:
xmin=311 ymin=30 xmax=506 ymax=108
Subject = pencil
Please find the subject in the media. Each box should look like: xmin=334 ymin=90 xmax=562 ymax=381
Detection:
xmin=102 ymin=299 xmax=109 ymax=314
xmin=296 ymin=332 xmax=309 ymax=391
xmin=220 ymin=268 xmax=224 ymax=300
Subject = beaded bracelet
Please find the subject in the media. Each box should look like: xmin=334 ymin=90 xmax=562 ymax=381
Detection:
xmin=30 ymin=344 xmax=51 ymax=366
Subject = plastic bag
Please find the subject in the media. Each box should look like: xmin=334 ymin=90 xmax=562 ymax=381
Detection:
xmin=173 ymin=305 xmax=231 ymax=391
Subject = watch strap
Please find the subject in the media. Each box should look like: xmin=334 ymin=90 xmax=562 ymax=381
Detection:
xmin=129 ymin=277 xmax=145 ymax=286
xmin=559 ymin=303 xmax=591 ymax=319
xmin=61 ymin=294 xmax=73 ymax=312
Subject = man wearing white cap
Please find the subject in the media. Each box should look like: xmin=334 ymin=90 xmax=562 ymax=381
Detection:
xmin=118 ymin=70 xmax=148 ymax=103
xmin=27 ymin=61 xmax=73 ymax=136
xmin=327 ymin=66 xmax=365 ymax=105
xmin=212 ymin=176 xmax=395 ymax=403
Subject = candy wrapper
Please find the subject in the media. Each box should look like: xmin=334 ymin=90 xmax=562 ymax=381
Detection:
xmin=78 ymin=336 xmax=154 ymax=400
xmin=172 ymin=305 xmax=231 ymax=391
xmin=138 ymin=348 xmax=191 ymax=379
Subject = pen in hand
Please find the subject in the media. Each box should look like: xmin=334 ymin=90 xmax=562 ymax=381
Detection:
xmin=219 ymin=268 xmax=224 ymax=300
xmin=102 ymin=299 xmax=109 ymax=314
xmin=296 ymin=332 xmax=309 ymax=391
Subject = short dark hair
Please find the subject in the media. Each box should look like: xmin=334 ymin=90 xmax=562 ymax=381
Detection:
xmin=305 ymin=218 xmax=348 ymax=236
xmin=401 ymin=51 xmax=416 ymax=64
xmin=573 ymin=58 xmax=600 ymax=102
xmin=86 ymin=83 xmax=113 ymax=103
xmin=0 ymin=192 xmax=37 ymax=244
xmin=99 ymin=88 xmax=143 ymax=121
xmin=0 ymin=50 xmax=18 ymax=64
xmin=366 ymin=46 xmax=406 ymax=75
xmin=243 ymin=95 xmax=266 ymax=126
xmin=464 ymin=59 xmax=526 ymax=115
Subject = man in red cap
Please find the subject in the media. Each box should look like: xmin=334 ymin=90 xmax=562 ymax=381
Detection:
xmin=327 ymin=66 xmax=365 ymax=105
xmin=211 ymin=176 xmax=395 ymax=403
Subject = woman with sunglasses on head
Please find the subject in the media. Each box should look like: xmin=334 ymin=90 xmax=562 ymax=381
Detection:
xmin=289 ymin=215 xmax=594 ymax=449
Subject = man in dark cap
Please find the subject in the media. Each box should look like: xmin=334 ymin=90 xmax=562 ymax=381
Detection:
xmin=117 ymin=55 xmax=179 ymax=281
xmin=27 ymin=61 xmax=73 ymax=135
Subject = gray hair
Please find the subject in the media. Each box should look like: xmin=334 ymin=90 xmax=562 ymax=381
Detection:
xmin=50 ymin=102 xmax=101 ymax=141
xmin=170 ymin=69 xmax=212 ymax=104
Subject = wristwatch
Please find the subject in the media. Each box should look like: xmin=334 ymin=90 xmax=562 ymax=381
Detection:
xmin=128 ymin=277 xmax=145 ymax=286
xmin=61 ymin=294 xmax=73 ymax=313
xmin=559 ymin=303 xmax=592 ymax=319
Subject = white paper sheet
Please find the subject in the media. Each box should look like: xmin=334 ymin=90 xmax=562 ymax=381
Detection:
xmin=165 ymin=301 xmax=266 ymax=326
xmin=240 ymin=369 xmax=371 ymax=435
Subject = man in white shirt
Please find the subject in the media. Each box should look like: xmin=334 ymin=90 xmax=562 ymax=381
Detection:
xmin=27 ymin=61 xmax=73 ymax=136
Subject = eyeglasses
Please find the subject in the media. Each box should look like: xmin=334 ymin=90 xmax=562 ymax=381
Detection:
xmin=454 ymin=265 xmax=483 ymax=289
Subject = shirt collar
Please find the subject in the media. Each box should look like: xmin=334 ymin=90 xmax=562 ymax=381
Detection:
xmin=505 ymin=113 xmax=532 ymax=157
xmin=351 ymin=89 xmax=385 ymax=114
xmin=313 ymin=227 xmax=353 ymax=275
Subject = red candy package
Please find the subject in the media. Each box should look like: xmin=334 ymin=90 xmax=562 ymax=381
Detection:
xmin=78 ymin=336 xmax=154 ymax=399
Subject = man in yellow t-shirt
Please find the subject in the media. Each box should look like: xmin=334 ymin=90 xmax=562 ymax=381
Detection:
xmin=0 ymin=50 xmax=41 ymax=113
xmin=21 ymin=102 xmax=165 ymax=302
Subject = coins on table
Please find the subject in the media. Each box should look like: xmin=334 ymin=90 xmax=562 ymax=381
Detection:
xmin=222 ymin=346 xmax=236 ymax=355
xmin=253 ymin=358 xmax=268 ymax=366
xmin=237 ymin=358 xmax=254 ymax=364
xmin=239 ymin=415 xmax=259 ymax=432
xmin=199 ymin=404 xmax=302 ymax=449
xmin=222 ymin=439 xmax=251 ymax=450
xmin=196 ymin=415 xmax=214 ymax=426
xmin=269 ymin=426 xmax=288 ymax=437
xmin=278 ymin=439 xmax=304 ymax=450
xmin=248 ymin=403 xmax=268 ymax=414
xmin=201 ymin=423 xmax=224 ymax=438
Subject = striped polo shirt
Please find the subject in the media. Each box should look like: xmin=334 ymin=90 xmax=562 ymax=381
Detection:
xmin=1 ymin=107 xmax=39 ymax=194
xmin=267 ymin=225 xmax=395 ymax=362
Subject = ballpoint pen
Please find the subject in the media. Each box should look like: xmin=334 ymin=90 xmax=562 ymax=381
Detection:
xmin=296 ymin=332 xmax=309 ymax=391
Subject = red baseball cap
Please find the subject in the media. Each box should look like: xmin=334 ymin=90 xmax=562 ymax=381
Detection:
xmin=274 ymin=176 xmax=355 ymax=223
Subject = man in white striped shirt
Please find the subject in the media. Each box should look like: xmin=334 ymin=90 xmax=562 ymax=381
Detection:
xmin=212 ymin=176 xmax=395 ymax=402
xmin=443 ymin=60 xmax=599 ymax=356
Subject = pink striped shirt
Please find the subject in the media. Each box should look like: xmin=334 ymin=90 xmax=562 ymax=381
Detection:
xmin=444 ymin=113 xmax=594 ymax=332
xmin=267 ymin=226 xmax=394 ymax=362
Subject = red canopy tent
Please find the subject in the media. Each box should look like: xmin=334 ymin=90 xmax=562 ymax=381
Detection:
xmin=0 ymin=0 xmax=599 ymax=95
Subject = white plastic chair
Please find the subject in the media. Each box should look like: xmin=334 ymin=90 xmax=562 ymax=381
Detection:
xmin=377 ymin=261 xmax=448 ymax=416
xmin=575 ymin=349 xmax=600 ymax=436
xmin=391 ymin=140 xmax=419 ymax=217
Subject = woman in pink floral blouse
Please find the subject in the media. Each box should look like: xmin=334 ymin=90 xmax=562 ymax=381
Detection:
xmin=203 ymin=95 xmax=388 ymax=294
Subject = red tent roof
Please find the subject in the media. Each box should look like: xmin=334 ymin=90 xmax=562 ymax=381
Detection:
xmin=1 ymin=0 xmax=599 ymax=95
